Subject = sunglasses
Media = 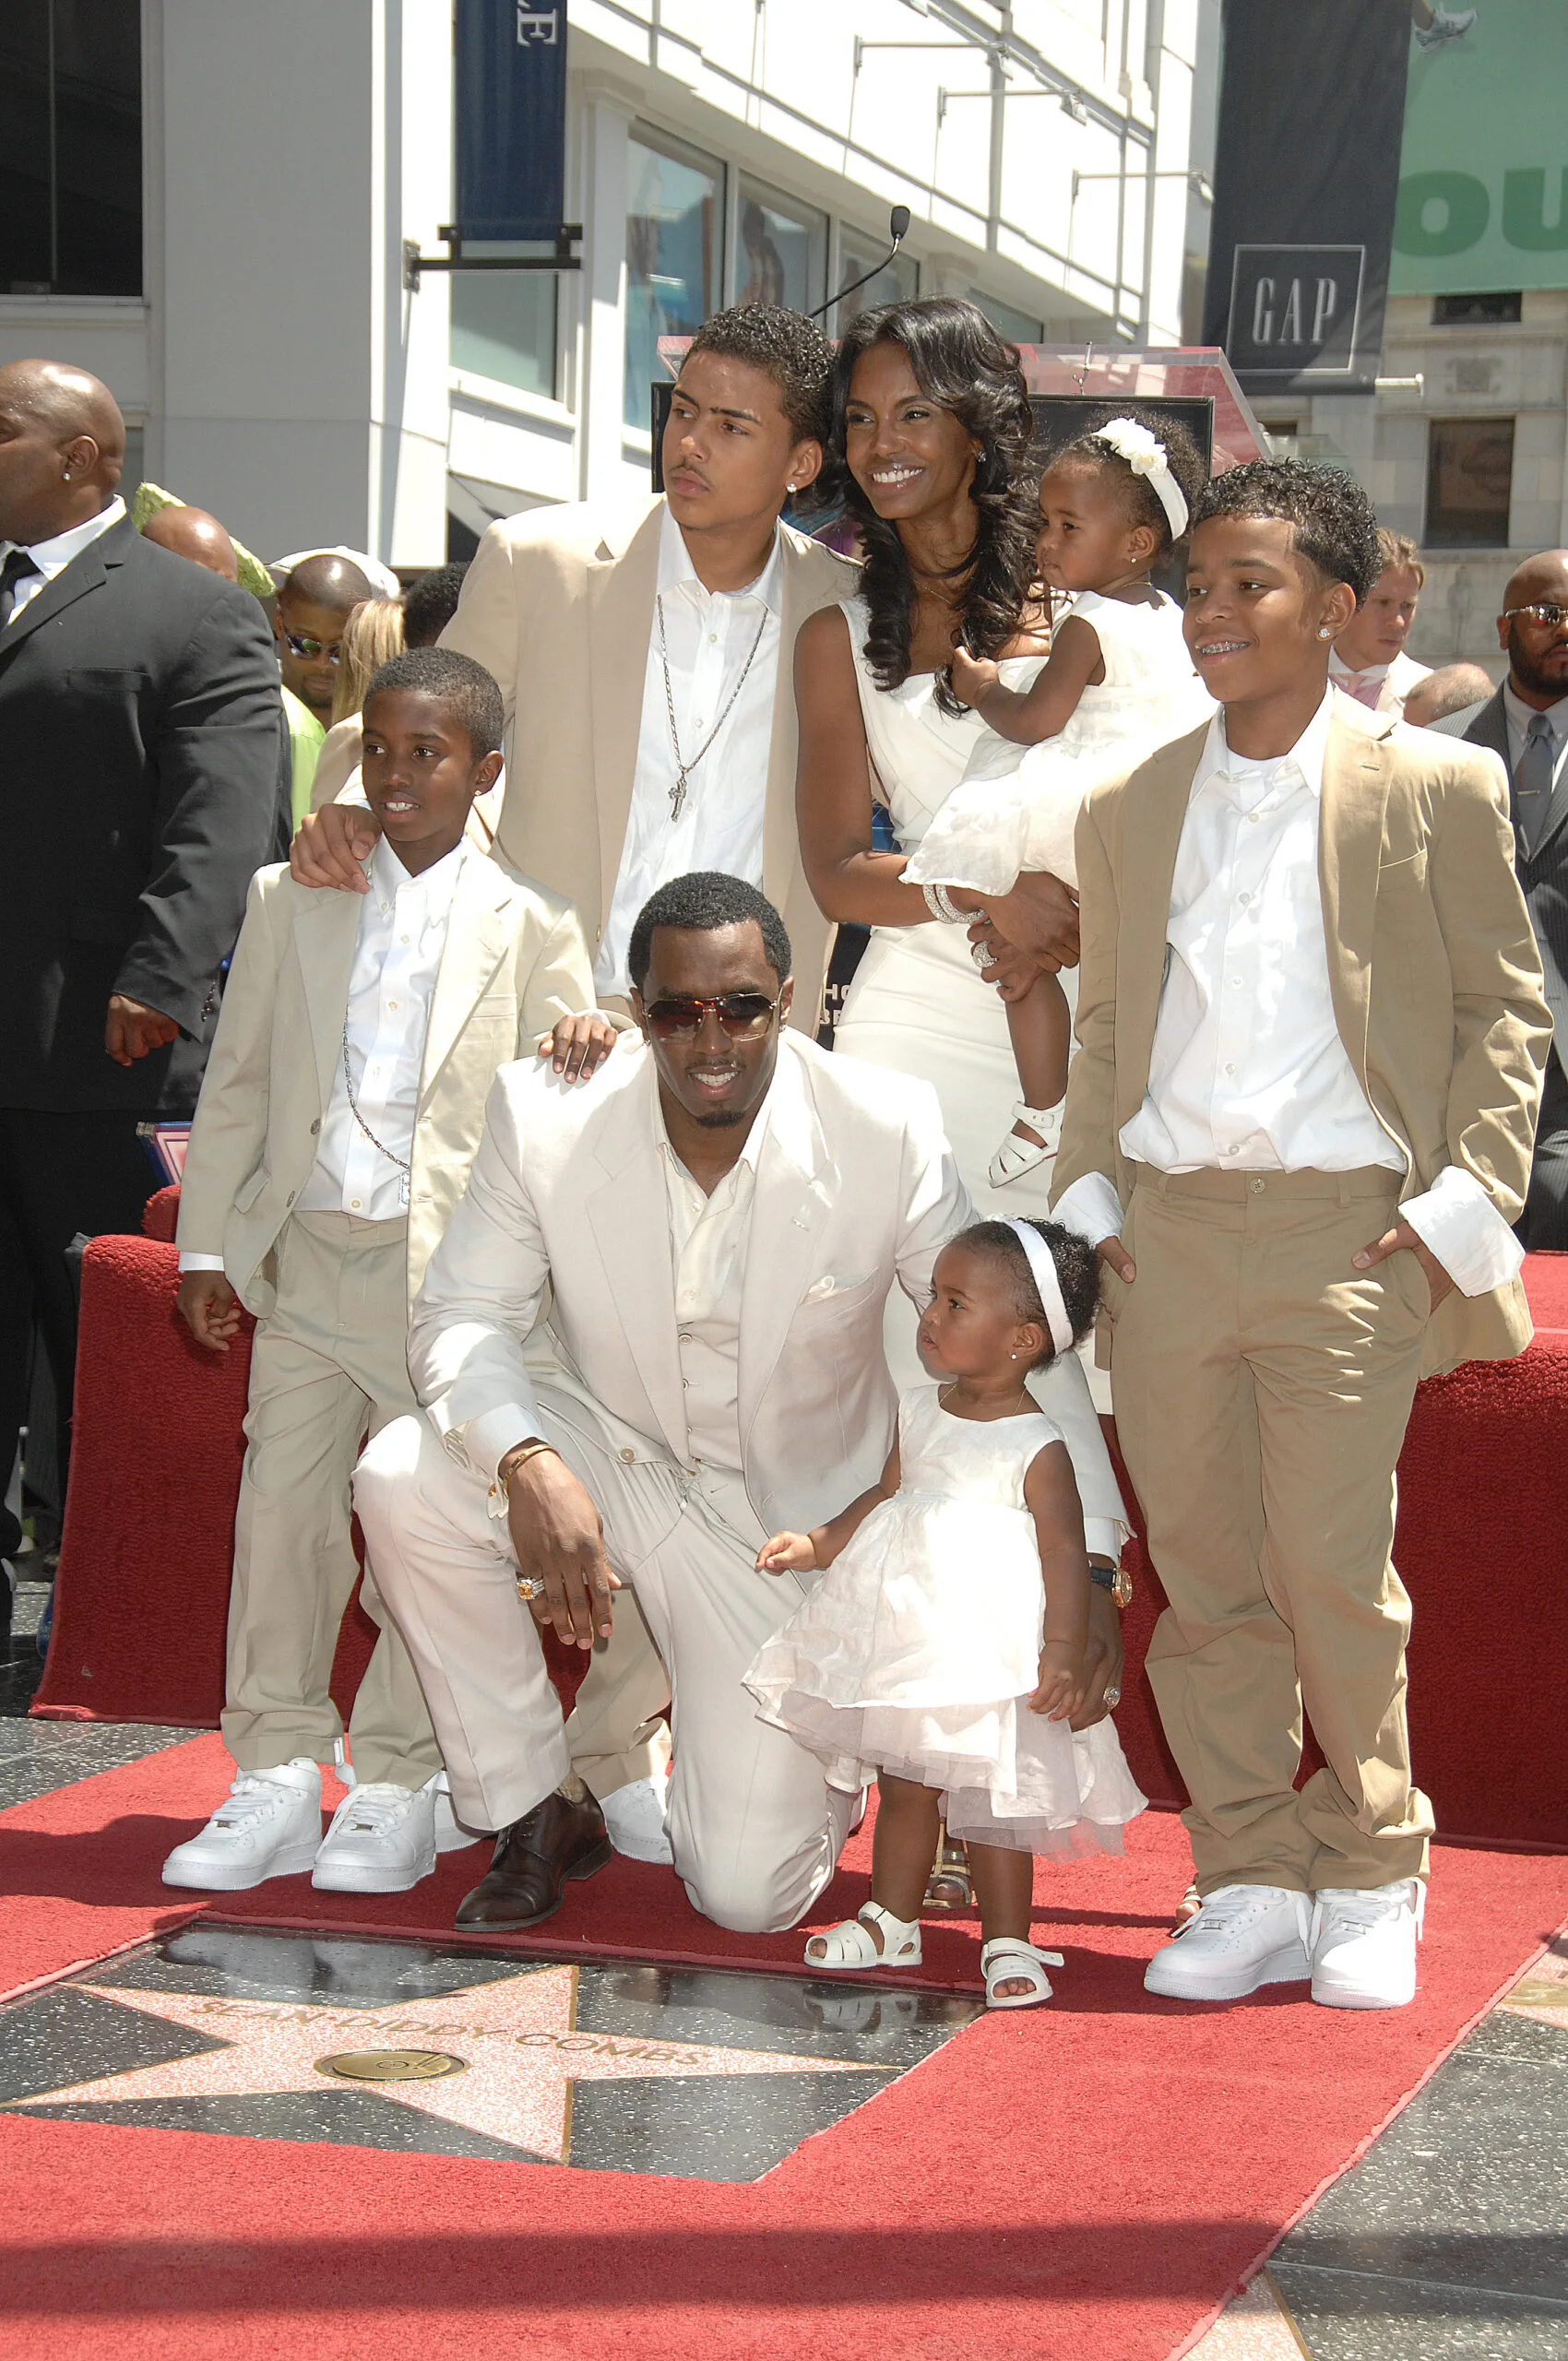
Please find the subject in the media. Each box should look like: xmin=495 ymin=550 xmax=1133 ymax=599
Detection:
xmin=640 ymin=991 xmax=779 ymax=1040
xmin=1503 ymin=604 xmax=1568 ymax=630
xmin=281 ymin=629 xmax=345 ymax=663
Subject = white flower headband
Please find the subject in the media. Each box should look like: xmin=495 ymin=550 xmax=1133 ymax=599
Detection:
xmin=1005 ymin=1220 xmax=1075 ymax=1358
xmin=1090 ymin=416 xmax=1189 ymax=541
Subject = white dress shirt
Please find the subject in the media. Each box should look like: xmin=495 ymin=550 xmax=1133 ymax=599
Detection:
xmin=1055 ymin=692 xmax=1524 ymax=1298
xmin=655 ymin=1074 xmax=769 ymax=1492
xmin=1502 ymin=680 xmax=1568 ymax=802
xmin=179 ymin=838 xmax=464 ymax=1270
xmin=0 ymin=494 xmax=125 ymax=624
xmin=595 ymin=506 xmax=783 ymax=1000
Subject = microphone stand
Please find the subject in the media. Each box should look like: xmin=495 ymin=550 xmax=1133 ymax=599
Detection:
xmin=807 ymin=207 xmax=911 ymax=323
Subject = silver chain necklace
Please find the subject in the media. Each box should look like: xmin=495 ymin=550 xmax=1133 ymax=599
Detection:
xmin=341 ymin=1017 xmax=412 ymax=1206
xmin=656 ymin=590 xmax=768 ymax=823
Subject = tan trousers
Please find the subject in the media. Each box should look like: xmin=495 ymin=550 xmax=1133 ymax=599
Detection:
xmin=221 ymin=1211 xmax=441 ymax=1791
xmin=1108 ymin=1166 xmax=1435 ymax=1898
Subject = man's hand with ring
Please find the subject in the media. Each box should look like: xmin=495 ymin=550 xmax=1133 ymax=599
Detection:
xmin=1070 ymin=1583 xmax=1125 ymax=1730
xmin=502 ymin=1443 xmax=621 ymax=1649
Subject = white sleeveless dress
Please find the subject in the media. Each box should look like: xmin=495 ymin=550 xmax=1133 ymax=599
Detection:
xmin=904 ymin=589 xmax=1216 ymax=898
xmin=744 ymin=1386 xmax=1146 ymax=1857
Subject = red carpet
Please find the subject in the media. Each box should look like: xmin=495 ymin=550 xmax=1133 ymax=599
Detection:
xmin=4 ymin=1739 xmax=1568 ymax=2359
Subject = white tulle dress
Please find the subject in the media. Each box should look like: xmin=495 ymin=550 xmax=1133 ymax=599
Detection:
xmin=744 ymin=1386 xmax=1146 ymax=1857
xmin=903 ymin=588 xmax=1216 ymax=899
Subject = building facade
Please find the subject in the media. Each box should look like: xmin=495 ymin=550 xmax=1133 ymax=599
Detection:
xmin=0 ymin=0 xmax=1206 ymax=573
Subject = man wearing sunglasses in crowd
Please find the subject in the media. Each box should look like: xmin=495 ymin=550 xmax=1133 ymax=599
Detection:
xmin=1431 ymin=550 xmax=1568 ymax=1245
xmin=353 ymin=870 xmax=1128 ymax=1938
xmin=272 ymin=552 xmax=373 ymax=824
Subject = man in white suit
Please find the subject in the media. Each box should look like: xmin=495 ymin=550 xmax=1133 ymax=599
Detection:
xmin=355 ymin=874 xmax=1126 ymax=1935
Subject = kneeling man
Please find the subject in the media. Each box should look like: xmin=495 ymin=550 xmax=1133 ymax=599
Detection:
xmin=358 ymin=872 xmax=1123 ymax=1933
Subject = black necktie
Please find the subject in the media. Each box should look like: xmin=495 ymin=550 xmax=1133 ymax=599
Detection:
xmin=0 ymin=549 xmax=41 ymax=631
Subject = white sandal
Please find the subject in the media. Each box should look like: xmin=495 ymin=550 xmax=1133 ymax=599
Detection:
xmin=980 ymin=1936 xmax=1064 ymax=2010
xmin=803 ymin=1902 xmax=922 ymax=1971
xmin=989 ymin=1100 xmax=1064 ymax=1190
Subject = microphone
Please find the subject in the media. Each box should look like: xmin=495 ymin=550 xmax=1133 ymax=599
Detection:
xmin=807 ymin=205 xmax=911 ymax=322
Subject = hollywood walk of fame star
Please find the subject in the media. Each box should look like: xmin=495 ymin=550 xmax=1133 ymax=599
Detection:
xmin=6 ymin=1963 xmax=875 ymax=2162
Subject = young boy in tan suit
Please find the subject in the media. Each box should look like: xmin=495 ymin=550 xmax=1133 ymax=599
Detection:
xmin=164 ymin=648 xmax=601 ymax=1896
xmin=1053 ymin=461 xmax=1549 ymax=2011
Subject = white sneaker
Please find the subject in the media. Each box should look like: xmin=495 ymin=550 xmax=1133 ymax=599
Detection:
xmin=599 ymin=1771 xmax=673 ymax=1865
xmin=1415 ymin=7 xmax=1476 ymax=48
xmin=1311 ymin=1880 xmax=1424 ymax=2010
xmin=1144 ymin=1882 xmax=1313 ymax=2001
xmin=311 ymin=1774 xmax=445 ymax=1892
xmin=161 ymin=1758 xmax=323 ymax=1891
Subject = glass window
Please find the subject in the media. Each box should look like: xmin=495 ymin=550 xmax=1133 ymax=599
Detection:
xmin=969 ymin=291 xmax=1044 ymax=348
xmin=735 ymin=178 xmax=826 ymax=314
xmin=834 ymin=230 xmax=918 ymax=336
xmin=1432 ymin=292 xmax=1522 ymax=326
xmin=450 ymin=255 xmax=557 ymax=399
xmin=1425 ymin=417 xmax=1515 ymax=548
xmin=625 ymin=127 xmax=722 ymax=433
xmin=0 ymin=0 xmax=142 ymax=297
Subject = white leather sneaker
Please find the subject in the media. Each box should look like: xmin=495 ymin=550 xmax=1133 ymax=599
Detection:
xmin=1311 ymin=1880 xmax=1424 ymax=2010
xmin=161 ymin=1758 xmax=323 ymax=1891
xmin=311 ymin=1774 xmax=445 ymax=1892
xmin=1144 ymin=1882 xmax=1313 ymax=2001
xmin=599 ymin=1771 xmax=673 ymax=1865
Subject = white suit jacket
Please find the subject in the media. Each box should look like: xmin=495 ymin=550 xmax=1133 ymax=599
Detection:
xmin=410 ymin=1031 xmax=967 ymax=1538
xmin=176 ymin=845 xmax=594 ymax=1316
xmin=440 ymin=493 xmax=860 ymax=1026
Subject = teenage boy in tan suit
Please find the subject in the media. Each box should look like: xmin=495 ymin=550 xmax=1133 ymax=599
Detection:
xmin=1053 ymin=461 xmax=1549 ymax=2011
xmin=164 ymin=649 xmax=600 ymax=1897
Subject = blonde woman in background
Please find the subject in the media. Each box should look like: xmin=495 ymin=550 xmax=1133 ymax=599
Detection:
xmin=313 ymin=598 xmax=406 ymax=803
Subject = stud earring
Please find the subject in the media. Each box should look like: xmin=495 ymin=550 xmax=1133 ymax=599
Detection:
xmin=786 ymin=481 xmax=797 ymax=492
xmin=1318 ymin=624 xmax=1333 ymax=638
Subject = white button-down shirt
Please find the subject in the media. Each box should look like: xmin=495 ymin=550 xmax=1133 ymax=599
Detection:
xmin=656 ymin=1074 xmax=769 ymax=1481
xmin=178 ymin=839 xmax=464 ymax=1272
xmin=594 ymin=506 xmax=783 ymax=1000
xmin=0 ymin=494 xmax=125 ymax=624
xmin=1055 ymin=692 xmax=1523 ymax=1297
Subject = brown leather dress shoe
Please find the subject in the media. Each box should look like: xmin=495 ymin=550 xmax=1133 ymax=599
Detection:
xmin=455 ymin=1787 xmax=612 ymax=1931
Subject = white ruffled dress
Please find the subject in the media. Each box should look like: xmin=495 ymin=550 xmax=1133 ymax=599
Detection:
xmin=744 ymin=1386 xmax=1146 ymax=1857
xmin=903 ymin=588 xmax=1216 ymax=898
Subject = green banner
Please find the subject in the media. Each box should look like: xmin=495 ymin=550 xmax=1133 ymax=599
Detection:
xmin=1391 ymin=2 xmax=1568 ymax=294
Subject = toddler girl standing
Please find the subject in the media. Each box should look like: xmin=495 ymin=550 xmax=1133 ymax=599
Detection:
xmin=906 ymin=410 xmax=1214 ymax=1187
xmin=746 ymin=1218 xmax=1145 ymax=2009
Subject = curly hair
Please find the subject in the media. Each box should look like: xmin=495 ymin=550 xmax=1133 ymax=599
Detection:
xmin=952 ymin=1218 xmax=1099 ymax=1370
xmin=683 ymin=303 xmax=834 ymax=449
xmin=1195 ymin=458 xmax=1384 ymax=605
xmin=828 ymin=299 xmax=1039 ymax=716
xmin=1043 ymin=402 xmax=1208 ymax=557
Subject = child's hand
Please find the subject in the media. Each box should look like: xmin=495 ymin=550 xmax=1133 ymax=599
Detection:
xmin=949 ymin=647 xmax=1000 ymax=709
xmin=756 ymin=1531 xmax=817 ymax=1574
xmin=1028 ymin=1639 xmax=1088 ymax=1723
xmin=177 ymin=1270 xmax=242 ymax=1355
xmin=538 ymin=1011 xmax=618 ymax=1084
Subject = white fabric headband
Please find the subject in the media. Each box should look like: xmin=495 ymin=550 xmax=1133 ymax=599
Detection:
xmin=1090 ymin=416 xmax=1189 ymax=540
xmin=1006 ymin=1220 xmax=1075 ymax=1358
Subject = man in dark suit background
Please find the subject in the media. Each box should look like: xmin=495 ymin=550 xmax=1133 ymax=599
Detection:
xmin=1431 ymin=549 xmax=1568 ymax=1248
xmin=0 ymin=359 xmax=287 ymax=1589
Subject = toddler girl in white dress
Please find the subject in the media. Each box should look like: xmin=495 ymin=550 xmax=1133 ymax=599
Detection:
xmin=746 ymin=1217 xmax=1145 ymax=2010
xmin=905 ymin=411 xmax=1215 ymax=1188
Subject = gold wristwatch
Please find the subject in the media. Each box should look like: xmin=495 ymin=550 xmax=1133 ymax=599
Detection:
xmin=1088 ymin=1560 xmax=1134 ymax=1609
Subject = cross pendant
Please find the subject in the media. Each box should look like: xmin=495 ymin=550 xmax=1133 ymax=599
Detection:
xmin=670 ymin=770 xmax=688 ymax=823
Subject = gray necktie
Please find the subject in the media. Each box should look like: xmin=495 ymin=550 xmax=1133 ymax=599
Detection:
xmin=1515 ymin=712 xmax=1558 ymax=857
xmin=0 ymin=549 xmax=40 ymax=631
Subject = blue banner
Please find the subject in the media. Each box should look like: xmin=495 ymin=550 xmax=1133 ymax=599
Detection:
xmin=454 ymin=0 xmax=567 ymax=243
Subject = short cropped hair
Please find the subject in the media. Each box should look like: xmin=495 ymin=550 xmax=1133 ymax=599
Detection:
xmin=402 ymin=562 xmax=469 ymax=647
xmin=627 ymin=872 xmax=792 ymax=992
xmin=1051 ymin=401 xmax=1209 ymax=557
xmin=954 ymin=1218 xmax=1100 ymax=1370
xmin=362 ymin=647 xmax=503 ymax=760
xmin=1375 ymin=526 xmax=1425 ymax=587
xmin=683 ymin=303 xmax=834 ymax=448
xmin=1195 ymin=458 xmax=1384 ymax=605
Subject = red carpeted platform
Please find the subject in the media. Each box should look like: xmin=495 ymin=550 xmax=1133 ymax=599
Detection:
xmin=33 ymin=1212 xmax=1568 ymax=1845
xmin=3 ymin=1738 xmax=1567 ymax=2360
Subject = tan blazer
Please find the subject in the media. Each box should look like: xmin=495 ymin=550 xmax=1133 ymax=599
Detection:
xmin=1054 ymin=700 xmax=1551 ymax=1378
xmin=440 ymin=493 xmax=861 ymax=1026
xmin=409 ymin=1030 xmax=967 ymax=1537
xmin=176 ymin=844 xmax=594 ymax=1317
